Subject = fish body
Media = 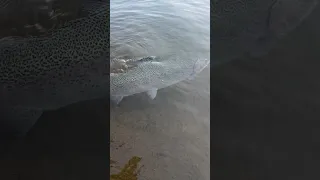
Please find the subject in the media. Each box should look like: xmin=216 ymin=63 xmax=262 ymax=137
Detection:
xmin=110 ymin=56 xmax=209 ymax=104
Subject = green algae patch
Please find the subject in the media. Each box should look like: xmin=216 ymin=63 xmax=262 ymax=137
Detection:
xmin=110 ymin=156 xmax=142 ymax=180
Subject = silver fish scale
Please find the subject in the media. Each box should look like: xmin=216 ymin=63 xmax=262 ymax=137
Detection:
xmin=110 ymin=56 xmax=205 ymax=97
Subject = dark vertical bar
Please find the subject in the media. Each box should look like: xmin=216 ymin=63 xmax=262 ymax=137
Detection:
xmin=212 ymin=1 xmax=320 ymax=180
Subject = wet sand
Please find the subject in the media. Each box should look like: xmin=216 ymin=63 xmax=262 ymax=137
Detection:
xmin=212 ymin=3 xmax=320 ymax=180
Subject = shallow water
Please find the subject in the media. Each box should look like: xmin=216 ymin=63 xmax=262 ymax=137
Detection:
xmin=110 ymin=0 xmax=210 ymax=60
xmin=110 ymin=0 xmax=210 ymax=179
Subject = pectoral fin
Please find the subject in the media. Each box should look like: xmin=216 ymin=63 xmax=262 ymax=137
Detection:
xmin=146 ymin=88 xmax=158 ymax=100
xmin=111 ymin=96 xmax=124 ymax=105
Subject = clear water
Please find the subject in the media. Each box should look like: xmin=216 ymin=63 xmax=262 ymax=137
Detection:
xmin=110 ymin=0 xmax=210 ymax=179
xmin=110 ymin=0 xmax=210 ymax=60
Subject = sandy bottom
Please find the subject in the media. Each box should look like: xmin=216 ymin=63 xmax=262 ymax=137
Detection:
xmin=0 ymin=68 xmax=210 ymax=180
xmin=110 ymin=67 xmax=210 ymax=180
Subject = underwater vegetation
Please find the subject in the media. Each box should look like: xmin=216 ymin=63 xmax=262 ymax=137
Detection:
xmin=110 ymin=156 xmax=143 ymax=180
